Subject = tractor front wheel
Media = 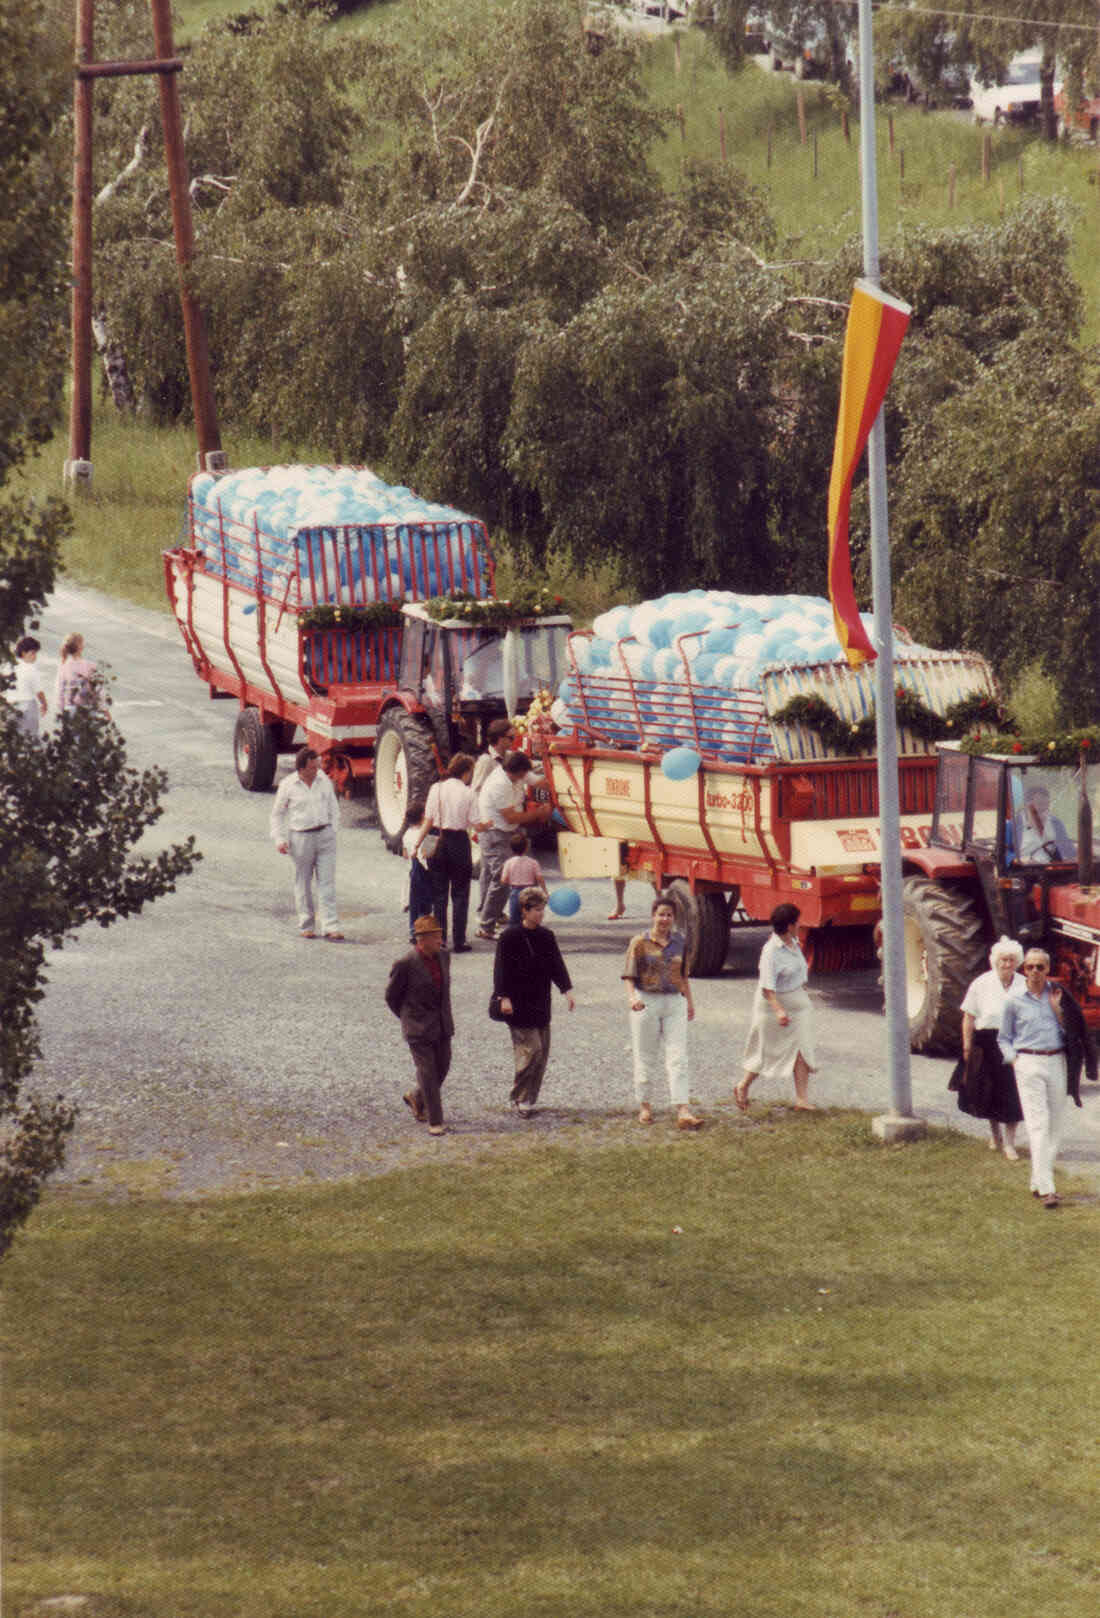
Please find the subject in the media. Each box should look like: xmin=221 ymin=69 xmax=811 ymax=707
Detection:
xmin=900 ymin=875 xmax=985 ymax=1053
xmin=374 ymin=709 xmax=437 ymax=852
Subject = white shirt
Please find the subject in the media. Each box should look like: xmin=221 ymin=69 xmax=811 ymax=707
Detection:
xmin=758 ymin=931 xmax=808 ymax=994
xmin=425 ymin=777 xmax=479 ymax=831
xmin=480 ymin=768 xmax=524 ymax=831
xmin=11 ymin=660 xmax=42 ymax=706
xmin=961 ymin=967 xmax=1023 ymax=1031
xmin=270 ymin=769 xmax=339 ymax=842
xmin=471 ymin=749 xmax=506 ymax=795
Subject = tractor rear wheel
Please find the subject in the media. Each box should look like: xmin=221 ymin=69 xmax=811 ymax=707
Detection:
xmin=901 ymin=875 xmax=985 ymax=1053
xmin=662 ymin=881 xmax=731 ymax=977
xmin=375 ymin=708 xmax=437 ymax=852
xmin=233 ymin=707 xmax=278 ymax=792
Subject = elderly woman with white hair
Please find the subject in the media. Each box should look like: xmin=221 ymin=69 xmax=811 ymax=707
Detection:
xmin=950 ymin=936 xmax=1025 ymax=1159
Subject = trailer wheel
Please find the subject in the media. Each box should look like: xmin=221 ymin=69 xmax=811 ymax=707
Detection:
xmin=234 ymin=707 xmax=277 ymax=792
xmin=375 ymin=708 xmax=436 ymax=852
xmin=901 ymin=875 xmax=985 ymax=1053
xmin=662 ymin=881 xmax=730 ymax=977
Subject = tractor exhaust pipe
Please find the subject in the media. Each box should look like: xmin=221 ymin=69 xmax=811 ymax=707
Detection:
xmin=1078 ymin=746 xmax=1093 ymax=890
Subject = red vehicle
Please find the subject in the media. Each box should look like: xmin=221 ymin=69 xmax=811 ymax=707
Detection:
xmin=164 ymin=466 xmax=572 ymax=849
xmin=532 ymin=628 xmax=1100 ymax=1053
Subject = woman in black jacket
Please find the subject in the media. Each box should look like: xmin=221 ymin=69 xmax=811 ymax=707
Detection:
xmin=493 ymin=887 xmax=574 ymax=1117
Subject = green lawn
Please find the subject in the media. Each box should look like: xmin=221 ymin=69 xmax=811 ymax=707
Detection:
xmin=5 ymin=1112 xmax=1098 ymax=1618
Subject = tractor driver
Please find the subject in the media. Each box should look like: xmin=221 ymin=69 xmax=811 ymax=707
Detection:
xmin=1016 ymin=784 xmax=1075 ymax=865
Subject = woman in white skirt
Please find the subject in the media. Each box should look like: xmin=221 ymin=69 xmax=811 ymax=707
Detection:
xmin=734 ymin=903 xmax=817 ymax=1112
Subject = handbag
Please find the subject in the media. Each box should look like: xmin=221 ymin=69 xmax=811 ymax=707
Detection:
xmin=488 ymin=992 xmax=510 ymax=1022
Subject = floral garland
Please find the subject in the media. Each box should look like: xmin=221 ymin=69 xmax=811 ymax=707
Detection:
xmin=422 ymin=587 xmax=567 ymax=627
xmin=958 ymin=727 xmax=1100 ymax=765
xmin=299 ymin=600 xmax=405 ymax=632
xmin=770 ymin=688 xmax=1010 ymax=756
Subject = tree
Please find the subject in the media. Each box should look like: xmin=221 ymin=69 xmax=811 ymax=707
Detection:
xmin=0 ymin=0 xmax=201 ymax=1259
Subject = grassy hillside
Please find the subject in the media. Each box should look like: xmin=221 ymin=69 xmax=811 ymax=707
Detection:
xmin=39 ymin=5 xmax=1100 ymax=614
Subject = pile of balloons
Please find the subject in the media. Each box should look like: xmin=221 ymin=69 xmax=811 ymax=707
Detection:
xmin=188 ymin=465 xmax=493 ymax=606
xmin=554 ymin=589 xmax=939 ymax=764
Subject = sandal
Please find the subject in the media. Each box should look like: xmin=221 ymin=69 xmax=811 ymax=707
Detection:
xmin=638 ymin=1103 xmax=654 ymax=1125
xmin=733 ymin=1082 xmax=751 ymax=1114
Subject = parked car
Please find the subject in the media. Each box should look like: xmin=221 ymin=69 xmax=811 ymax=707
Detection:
xmin=971 ymin=51 xmax=1058 ymax=125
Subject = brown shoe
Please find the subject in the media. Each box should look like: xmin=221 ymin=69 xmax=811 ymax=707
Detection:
xmin=403 ymin=1091 xmax=426 ymax=1123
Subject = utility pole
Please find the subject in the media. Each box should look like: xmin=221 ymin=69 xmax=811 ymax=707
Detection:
xmin=65 ymin=0 xmax=224 ymax=492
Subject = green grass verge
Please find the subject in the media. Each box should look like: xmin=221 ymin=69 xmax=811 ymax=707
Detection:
xmin=643 ymin=33 xmax=1100 ymax=339
xmin=5 ymin=1112 xmax=1098 ymax=1617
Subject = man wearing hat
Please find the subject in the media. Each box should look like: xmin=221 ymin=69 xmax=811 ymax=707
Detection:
xmin=384 ymin=914 xmax=455 ymax=1136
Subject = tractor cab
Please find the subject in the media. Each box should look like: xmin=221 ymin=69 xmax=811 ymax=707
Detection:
xmin=397 ymin=602 xmax=572 ymax=751
xmin=931 ymin=743 xmax=1093 ymax=942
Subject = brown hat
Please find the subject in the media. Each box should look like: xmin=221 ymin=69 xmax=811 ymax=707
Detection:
xmin=412 ymin=914 xmax=443 ymax=936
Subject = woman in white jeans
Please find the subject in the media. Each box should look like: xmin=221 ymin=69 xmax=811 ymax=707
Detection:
xmin=623 ymin=897 xmax=702 ymax=1130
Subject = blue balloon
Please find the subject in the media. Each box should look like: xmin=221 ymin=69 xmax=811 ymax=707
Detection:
xmin=661 ymin=746 xmax=702 ymax=780
xmin=547 ymin=885 xmax=582 ymax=917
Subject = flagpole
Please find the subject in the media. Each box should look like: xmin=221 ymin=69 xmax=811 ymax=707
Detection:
xmin=856 ymin=0 xmax=923 ymax=1138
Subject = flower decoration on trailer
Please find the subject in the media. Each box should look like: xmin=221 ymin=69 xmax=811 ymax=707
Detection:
xmin=300 ymin=600 xmax=406 ymax=631
xmin=771 ymin=689 xmax=1011 ymax=757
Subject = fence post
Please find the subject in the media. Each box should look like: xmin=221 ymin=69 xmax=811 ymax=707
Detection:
xmin=797 ymin=87 xmax=807 ymax=145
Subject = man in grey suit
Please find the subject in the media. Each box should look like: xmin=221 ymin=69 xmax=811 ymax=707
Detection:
xmin=385 ymin=913 xmax=455 ymax=1136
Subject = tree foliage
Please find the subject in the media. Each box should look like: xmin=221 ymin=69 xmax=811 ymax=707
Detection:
xmin=79 ymin=0 xmax=1100 ymax=714
xmin=0 ymin=0 xmax=200 ymax=1258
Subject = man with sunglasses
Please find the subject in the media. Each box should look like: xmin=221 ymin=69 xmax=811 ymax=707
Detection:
xmin=998 ymin=950 xmax=1093 ymax=1207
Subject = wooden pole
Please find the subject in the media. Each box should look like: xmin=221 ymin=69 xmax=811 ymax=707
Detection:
xmin=149 ymin=0 xmax=221 ymax=464
xmin=841 ymin=106 xmax=850 ymax=144
xmin=797 ymin=87 xmax=807 ymax=145
xmin=67 ymin=0 xmax=95 ymax=489
xmin=674 ymin=34 xmax=680 ymax=75
xmin=982 ymin=131 xmax=991 ymax=183
xmin=888 ymin=112 xmax=895 ymax=154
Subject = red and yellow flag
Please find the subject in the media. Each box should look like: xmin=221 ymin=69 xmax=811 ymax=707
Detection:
xmin=827 ymin=279 xmax=911 ymax=668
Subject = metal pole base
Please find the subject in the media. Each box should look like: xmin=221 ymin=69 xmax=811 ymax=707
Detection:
xmin=872 ymin=1112 xmax=929 ymax=1144
xmin=199 ymin=450 xmax=229 ymax=474
xmin=63 ymin=458 xmax=94 ymax=492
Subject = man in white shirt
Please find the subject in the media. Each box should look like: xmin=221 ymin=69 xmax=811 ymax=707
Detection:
xmin=476 ymin=752 xmax=551 ymax=939
xmin=471 ymin=717 xmax=517 ymax=916
xmin=270 ymin=745 xmax=344 ymax=940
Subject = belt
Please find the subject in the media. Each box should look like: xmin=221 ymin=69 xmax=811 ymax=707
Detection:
xmin=1016 ymin=1048 xmax=1063 ymax=1056
xmin=296 ymin=824 xmax=329 ymax=833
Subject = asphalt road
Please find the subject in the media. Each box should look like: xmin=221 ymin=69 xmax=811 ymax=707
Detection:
xmin=26 ymin=581 xmax=1100 ymax=1198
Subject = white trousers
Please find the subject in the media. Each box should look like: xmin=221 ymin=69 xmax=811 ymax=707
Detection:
xmin=630 ymin=991 xmax=689 ymax=1106
xmin=1014 ymin=1052 xmax=1068 ymax=1196
xmin=288 ymin=825 xmax=338 ymax=933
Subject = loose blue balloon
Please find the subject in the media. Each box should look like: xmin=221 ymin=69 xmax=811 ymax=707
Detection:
xmin=661 ymin=746 xmax=702 ymax=781
xmin=547 ymin=885 xmax=582 ymax=917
